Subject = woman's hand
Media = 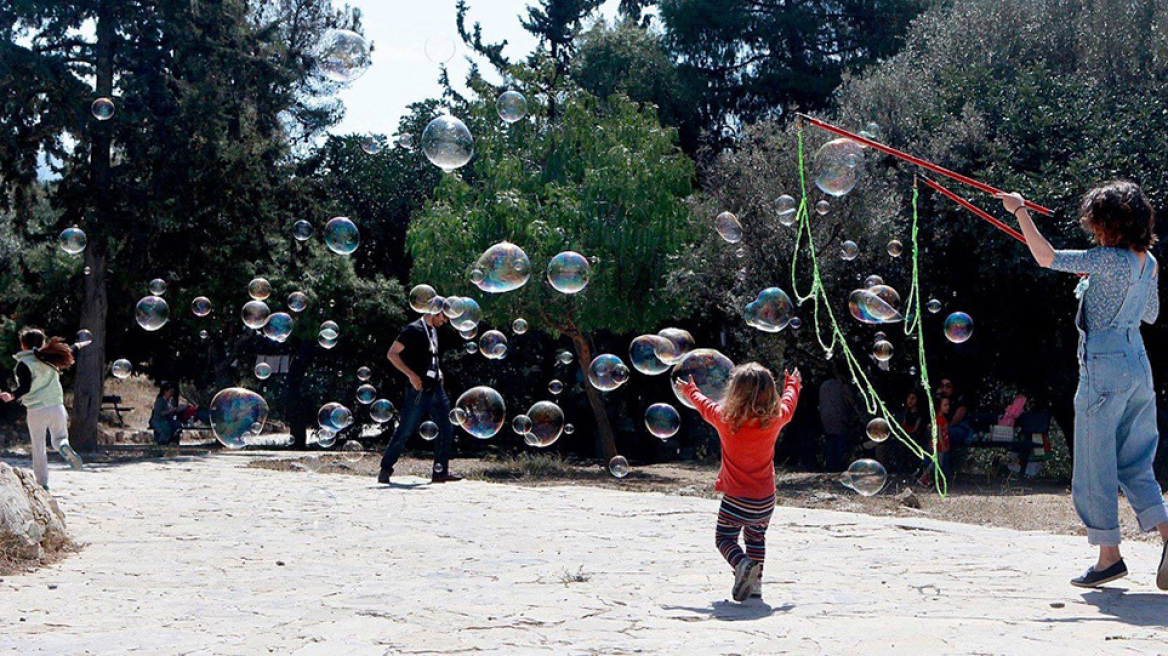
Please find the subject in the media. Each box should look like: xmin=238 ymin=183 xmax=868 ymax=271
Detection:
xmin=994 ymin=191 xmax=1027 ymax=216
xmin=0 ymin=392 xmax=13 ymax=403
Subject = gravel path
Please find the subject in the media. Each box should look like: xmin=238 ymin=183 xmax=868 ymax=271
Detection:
xmin=3 ymin=454 xmax=1168 ymax=655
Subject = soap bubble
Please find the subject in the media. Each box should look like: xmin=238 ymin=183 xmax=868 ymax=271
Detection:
xmin=471 ymin=242 xmax=530 ymax=293
xmin=209 ymin=388 xmax=267 ymax=449
xmin=455 ymin=386 xmax=506 ymax=439
xmin=59 ymin=226 xmax=87 ymax=254
xmin=370 ymin=399 xmax=395 ymax=423
xmin=744 ymin=287 xmax=793 ymax=333
xmin=288 ymin=291 xmax=308 ymax=313
xmin=564 ymin=423 xmax=575 ymax=434
xmin=323 ymin=217 xmax=359 ymax=255
xmin=111 ymin=359 xmax=132 ymax=379
xmin=75 ymin=330 xmax=93 ymax=348
xmin=357 ymin=366 xmax=372 ymax=382
xmin=655 ymin=328 xmax=695 ymax=365
xmin=316 ymin=429 xmax=337 ymax=450
xmin=629 ymin=335 xmax=670 ymax=375
xmin=191 ymin=296 xmax=212 ymax=317
xmin=254 ymin=362 xmax=272 ymax=380
xmin=526 ymin=401 xmax=565 ymax=447
xmin=450 ymin=298 xmax=482 ymax=331
xmin=512 ymin=414 xmax=532 ymax=435
xmin=421 ymin=114 xmax=474 ymax=172
xmin=449 ymin=407 xmax=467 ymax=426
xmin=815 ymin=200 xmax=830 ymax=215
xmin=424 ymin=33 xmax=456 ymax=64
xmin=547 ymin=380 xmax=564 ymax=395
xmin=135 ymin=296 xmax=170 ymax=331
xmin=512 ymin=318 xmax=528 ymax=334
xmin=715 ymin=211 xmax=743 ymax=243
xmin=465 ymin=342 xmax=479 ymax=354
xmin=864 ymin=122 xmax=884 ymax=141
xmin=546 ymin=251 xmax=590 ymax=294
xmin=672 ymin=349 xmax=734 ymax=409
xmin=293 ymin=220 xmax=314 ymax=242
xmin=263 ymin=312 xmax=293 ymax=342
xmin=927 ymin=298 xmax=942 ymax=314
xmin=333 ymin=404 xmax=355 ymax=430
xmin=943 ymin=312 xmax=974 ymax=343
xmin=409 ymin=284 xmax=437 ymax=313
xmin=790 ymin=317 xmax=802 ymax=329
xmin=148 ymin=278 xmax=167 ymax=296
xmin=84 ymin=266 xmax=91 ymax=275
xmin=419 ymin=421 xmax=439 ymax=441
xmin=887 ymin=240 xmax=903 ymax=258
xmin=442 ymin=296 xmax=466 ymax=319
xmin=360 ymin=134 xmax=382 ymax=155
xmin=356 ymin=384 xmax=376 ymax=404
xmin=200 ymin=330 xmax=209 ymax=339
xmin=840 ymin=458 xmax=887 ymax=496
xmin=91 ymin=97 xmax=116 ymax=120
xmin=318 ymin=334 xmax=338 ymax=349
xmin=776 ymin=195 xmax=798 ymax=225
xmin=397 ymin=133 xmax=415 ymax=150
xmin=479 ymin=330 xmax=508 ymax=360
xmin=247 ymin=278 xmax=272 ymax=301
xmin=319 ymin=320 xmax=339 ymax=340
xmin=608 ymin=455 xmax=630 ymax=478
xmin=645 ymin=403 xmax=681 ymax=439
xmin=341 ymin=441 xmax=365 ymax=463
xmin=316 ymin=29 xmax=371 ymax=83
xmin=872 ymin=340 xmax=893 ymax=362
xmin=241 ymin=301 xmax=271 ymax=329
xmin=497 ymin=90 xmax=527 ymax=124
xmin=848 ymin=288 xmax=902 ymax=324
xmin=814 ymin=138 xmax=865 ymax=196
xmin=866 ymin=418 xmax=892 ymax=443
xmin=557 ymin=350 xmax=574 ymax=365
xmin=841 ymin=240 xmax=859 ymax=261
xmin=588 ymin=354 xmax=629 ymax=392
xmin=864 ymin=275 xmax=884 ymax=288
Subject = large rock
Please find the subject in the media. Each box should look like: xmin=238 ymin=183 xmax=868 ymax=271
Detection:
xmin=0 ymin=462 xmax=71 ymax=561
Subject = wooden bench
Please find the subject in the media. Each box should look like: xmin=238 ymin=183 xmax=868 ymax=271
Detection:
xmin=101 ymin=394 xmax=134 ymax=426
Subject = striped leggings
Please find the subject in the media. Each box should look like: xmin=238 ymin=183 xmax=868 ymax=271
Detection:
xmin=715 ymin=493 xmax=777 ymax=571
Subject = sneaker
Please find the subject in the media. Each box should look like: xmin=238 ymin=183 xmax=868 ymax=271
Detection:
xmin=377 ymin=469 xmax=392 ymax=484
xmin=1070 ymin=559 xmax=1127 ymax=588
xmin=1157 ymin=542 xmax=1168 ymax=591
xmin=732 ymin=559 xmax=762 ymax=602
xmin=748 ymin=580 xmax=762 ymax=599
xmin=58 ymin=443 xmax=84 ymax=470
xmin=431 ymin=473 xmax=463 ymax=484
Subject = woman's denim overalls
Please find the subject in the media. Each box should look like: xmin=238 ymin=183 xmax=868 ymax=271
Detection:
xmin=1072 ymin=252 xmax=1168 ymax=546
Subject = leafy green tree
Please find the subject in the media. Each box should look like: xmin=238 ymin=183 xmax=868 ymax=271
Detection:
xmin=408 ymin=85 xmax=695 ymax=459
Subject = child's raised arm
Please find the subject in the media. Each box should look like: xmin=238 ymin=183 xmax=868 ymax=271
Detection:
xmin=778 ymin=368 xmax=802 ymax=424
xmin=673 ymin=376 xmax=721 ymax=426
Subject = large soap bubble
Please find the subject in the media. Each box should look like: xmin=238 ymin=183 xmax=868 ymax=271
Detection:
xmin=645 ymin=403 xmax=681 ymax=439
xmin=263 ymin=312 xmax=293 ymax=342
xmin=409 ymin=284 xmax=437 ymax=313
xmin=455 ymin=386 xmax=506 ymax=439
xmin=470 ymin=242 xmax=530 ymax=293
xmin=91 ymin=97 xmax=115 ymax=121
xmin=497 ymin=91 xmax=527 ymax=124
xmin=526 ymin=401 xmax=565 ymax=447
xmin=421 ymin=114 xmax=474 ymax=172
xmin=323 ymin=217 xmax=359 ymax=255
xmin=655 ymin=328 xmax=695 ymax=365
xmin=191 ymin=296 xmax=212 ymax=317
xmin=588 ymin=354 xmax=630 ymax=392
xmin=814 ymin=138 xmax=865 ymax=196
xmin=241 ymin=300 xmax=271 ymax=329
xmin=944 ymin=312 xmax=974 ymax=343
xmin=247 ymin=278 xmax=272 ymax=301
xmin=744 ymin=287 xmax=793 ymax=333
xmin=59 ymin=226 xmax=87 ymax=254
xmin=479 ymin=330 xmax=508 ymax=360
xmin=840 ymin=459 xmax=887 ymax=496
xmin=546 ymin=251 xmax=590 ymax=294
xmin=135 ymin=296 xmax=170 ymax=331
xmin=450 ymin=298 xmax=482 ymax=331
xmin=316 ymin=29 xmax=371 ymax=83
xmin=671 ymin=348 xmax=734 ymax=410
xmin=848 ymin=288 xmax=902 ymax=324
xmin=715 ymin=211 xmax=743 ymax=244
xmin=209 ymin=388 xmax=268 ymax=449
xmin=629 ymin=335 xmax=670 ymax=375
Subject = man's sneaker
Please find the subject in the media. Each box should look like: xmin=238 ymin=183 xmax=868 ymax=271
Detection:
xmin=58 ymin=443 xmax=83 ymax=470
xmin=377 ymin=469 xmax=392 ymax=484
xmin=431 ymin=473 xmax=463 ymax=483
xmin=732 ymin=559 xmax=762 ymax=602
xmin=1157 ymin=541 xmax=1168 ymax=591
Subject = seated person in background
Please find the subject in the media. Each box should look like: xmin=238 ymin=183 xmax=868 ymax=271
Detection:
xmin=886 ymin=390 xmax=928 ymax=474
xmin=917 ymin=396 xmax=951 ymax=485
xmin=150 ymin=381 xmax=188 ymax=445
xmin=937 ymin=378 xmax=970 ymax=445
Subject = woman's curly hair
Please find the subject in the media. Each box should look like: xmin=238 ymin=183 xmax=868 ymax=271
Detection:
xmin=1079 ymin=180 xmax=1157 ymax=251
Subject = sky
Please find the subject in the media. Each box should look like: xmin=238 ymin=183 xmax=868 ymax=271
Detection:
xmin=331 ymin=0 xmax=623 ymax=137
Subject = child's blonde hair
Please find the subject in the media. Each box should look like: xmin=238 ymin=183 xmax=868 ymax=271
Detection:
xmin=721 ymin=363 xmax=781 ymax=430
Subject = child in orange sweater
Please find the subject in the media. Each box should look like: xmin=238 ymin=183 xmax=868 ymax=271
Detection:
xmin=676 ymin=363 xmax=801 ymax=602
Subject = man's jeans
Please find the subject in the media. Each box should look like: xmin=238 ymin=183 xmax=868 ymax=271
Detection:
xmin=380 ymin=387 xmax=454 ymax=476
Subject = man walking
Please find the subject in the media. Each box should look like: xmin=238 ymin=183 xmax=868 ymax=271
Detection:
xmin=378 ymin=311 xmax=462 ymax=484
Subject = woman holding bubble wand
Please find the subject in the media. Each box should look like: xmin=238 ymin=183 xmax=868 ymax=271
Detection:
xmin=998 ymin=183 xmax=1168 ymax=589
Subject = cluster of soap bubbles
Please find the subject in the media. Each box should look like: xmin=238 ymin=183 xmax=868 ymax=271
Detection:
xmin=744 ymin=287 xmax=794 ymax=332
xmin=848 ymin=284 xmax=902 ymax=324
xmin=588 ymin=354 xmax=631 ymax=392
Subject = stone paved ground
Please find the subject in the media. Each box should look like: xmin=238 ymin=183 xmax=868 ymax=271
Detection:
xmin=3 ymin=453 xmax=1168 ymax=655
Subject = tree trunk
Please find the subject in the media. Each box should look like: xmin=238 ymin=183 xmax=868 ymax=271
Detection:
xmin=285 ymin=337 xmax=315 ymax=450
xmin=71 ymin=1 xmax=116 ymax=453
xmin=566 ymin=329 xmax=618 ymax=462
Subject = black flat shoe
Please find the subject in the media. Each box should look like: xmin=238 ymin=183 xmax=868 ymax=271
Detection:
xmin=377 ymin=469 xmax=392 ymax=484
xmin=1071 ymin=559 xmax=1127 ymax=588
xmin=1157 ymin=542 xmax=1168 ymax=591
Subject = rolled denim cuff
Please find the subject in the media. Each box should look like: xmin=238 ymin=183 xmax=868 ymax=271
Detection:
xmin=1087 ymin=526 xmax=1122 ymax=547
xmin=1136 ymin=503 xmax=1168 ymax=533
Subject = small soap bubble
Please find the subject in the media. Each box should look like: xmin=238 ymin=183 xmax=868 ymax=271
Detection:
xmin=714 ymin=211 xmax=743 ymax=244
xmin=199 ymin=330 xmax=208 ymax=340
xmin=75 ymin=330 xmax=93 ymax=348
xmin=254 ymin=362 xmax=272 ymax=380
xmin=191 ymin=296 xmax=212 ymax=317
xmin=776 ymin=194 xmax=798 ymax=225
xmin=397 ymin=133 xmax=415 ymax=150
xmin=848 ymin=287 xmax=902 ymax=324
xmin=409 ymin=285 xmax=437 ymax=313
xmin=479 ymin=330 xmax=508 ymax=360
xmin=263 ymin=312 xmax=293 ymax=342
xmin=357 ymin=366 xmax=372 ymax=381
xmin=135 ymin=296 xmax=170 ymax=331
xmin=546 ymin=251 xmax=591 ymax=294
xmin=342 ymin=441 xmax=365 ymax=463
xmin=872 ymin=339 xmax=894 ymax=362
xmin=645 ymin=403 xmax=681 ymax=439
xmin=84 ymin=266 xmax=91 ymax=275
xmin=927 ymin=298 xmax=942 ymax=314
xmin=548 ymin=379 xmax=564 ymax=395
xmin=424 ymin=33 xmax=456 ymax=64
xmin=471 ymin=242 xmax=530 ymax=293
xmin=526 ymin=401 xmax=565 ymax=447
xmin=815 ymin=200 xmax=830 ymax=215
xmin=356 ymin=384 xmax=376 ymax=404
xmin=608 ymin=455 xmax=630 ymax=478
xmin=292 ymin=220 xmax=314 ymax=242
xmin=943 ymin=312 xmax=974 ymax=343
xmin=497 ymin=90 xmax=528 ymax=124
xmin=887 ymin=240 xmax=904 ymax=258
xmin=449 ymin=407 xmax=467 ymax=426
xmin=866 ymin=418 xmax=891 ymax=442
xmin=370 ymin=399 xmax=395 ymax=423
xmin=360 ymin=134 xmax=382 ymax=155
xmin=455 ymin=386 xmax=506 ymax=439
xmin=743 ymin=287 xmax=794 ymax=333
xmin=512 ymin=318 xmax=528 ymax=335
xmin=319 ymin=320 xmax=339 ymax=340
xmin=247 ymin=278 xmax=272 ymax=301
xmin=91 ymin=97 xmax=115 ymax=120
xmin=864 ymin=275 xmax=884 ymax=288
xmin=442 ymin=296 xmax=466 ymax=319
xmin=323 ymin=217 xmax=359 ymax=255
xmin=111 ymin=359 xmax=132 ymax=379
xmin=564 ymin=423 xmax=575 ymax=434
xmin=557 ymin=350 xmax=574 ymax=365
xmin=421 ymin=114 xmax=474 ymax=172
xmin=465 ymin=342 xmax=479 ymax=354
xmin=287 ymin=291 xmax=308 ymax=313
xmin=241 ymin=301 xmax=271 ymax=330
xmin=790 ymin=317 xmax=802 ymax=329
xmin=59 ymin=226 xmax=87 ymax=254
xmin=318 ymin=333 xmax=338 ymax=349
xmin=316 ymin=29 xmax=371 ymax=83
xmin=512 ymin=414 xmax=532 ymax=435
xmin=419 ymin=421 xmax=439 ymax=441
xmin=148 ymin=278 xmax=167 ymax=296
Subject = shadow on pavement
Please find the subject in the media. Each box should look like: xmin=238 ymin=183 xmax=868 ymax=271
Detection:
xmin=662 ymin=600 xmax=793 ymax=621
